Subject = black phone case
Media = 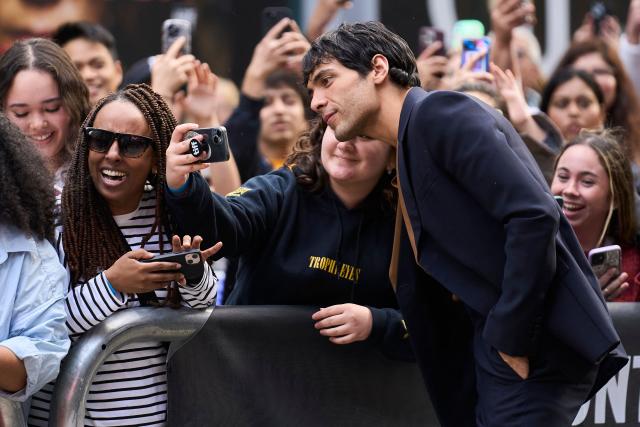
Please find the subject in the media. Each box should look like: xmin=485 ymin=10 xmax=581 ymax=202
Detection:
xmin=140 ymin=249 xmax=204 ymax=283
xmin=186 ymin=127 xmax=230 ymax=163
xmin=262 ymin=7 xmax=294 ymax=36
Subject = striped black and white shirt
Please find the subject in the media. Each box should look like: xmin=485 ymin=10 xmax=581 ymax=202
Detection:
xmin=28 ymin=191 xmax=216 ymax=426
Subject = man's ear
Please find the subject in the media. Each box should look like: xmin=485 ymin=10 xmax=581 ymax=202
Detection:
xmin=371 ymin=54 xmax=389 ymax=84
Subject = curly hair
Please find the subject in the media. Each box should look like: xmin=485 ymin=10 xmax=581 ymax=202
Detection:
xmin=62 ymin=84 xmax=178 ymax=300
xmin=0 ymin=112 xmax=55 ymax=241
xmin=285 ymin=117 xmax=396 ymax=210
xmin=0 ymin=38 xmax=90 ymax=169
xmin=554 ymin=39 xmax=640 ymax=162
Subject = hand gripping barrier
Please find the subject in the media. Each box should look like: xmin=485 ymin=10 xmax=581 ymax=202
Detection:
xmin=49 ymin=307 xmax=212 ymax=427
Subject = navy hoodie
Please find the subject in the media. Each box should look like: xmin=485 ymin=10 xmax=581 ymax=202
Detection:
xmin=165 ymin=168 xmax=412 ymax=359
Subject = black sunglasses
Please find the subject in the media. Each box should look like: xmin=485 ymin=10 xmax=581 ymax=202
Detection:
xmin=84 ymin=127 xmax=153 ymax=158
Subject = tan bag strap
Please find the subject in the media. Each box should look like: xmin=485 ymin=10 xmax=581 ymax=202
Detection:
xmin=389 ymin=162 xmax=418 ymax=292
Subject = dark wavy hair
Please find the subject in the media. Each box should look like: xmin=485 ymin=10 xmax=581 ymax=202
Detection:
xmin=303 ymin=21 xmax=420 ymax=88
xmin=0 ymin=38 xmax=90 ymax=168
xmin=554 ymin=39 xmax=640 ymax=161
xmin=0 ymin=112 xmax=55 ymax=241
xmin=62 ymin=84 xmax=178 ymax=303
xmin=540 ymin=68 xmax=604 ymax=116
xmin=285 ymin=118 xmax=396 ymax=210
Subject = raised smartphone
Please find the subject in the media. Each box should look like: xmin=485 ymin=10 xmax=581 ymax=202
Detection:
xmin=588 ymin=245 xmax=622 ymax=277
xmin=162 ymin=18 xmax=192 ymax=55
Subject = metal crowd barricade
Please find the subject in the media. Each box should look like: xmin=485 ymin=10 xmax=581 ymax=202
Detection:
xmin=49 ymin=307 xmax=212 ymax=427
xmin=0 ymin=397 xmax=26 ymax=427
xmin=42 ymin=303 xmax=640 ymax=427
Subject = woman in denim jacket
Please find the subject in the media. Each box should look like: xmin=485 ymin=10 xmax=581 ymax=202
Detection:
xmin=0 ymin=112 xmax=69 ymax=401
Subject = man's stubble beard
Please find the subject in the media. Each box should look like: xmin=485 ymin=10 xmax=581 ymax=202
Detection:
xmin=333 ymin=101 xmax=376 ymax=142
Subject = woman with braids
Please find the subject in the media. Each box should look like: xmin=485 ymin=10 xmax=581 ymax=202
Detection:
xmin=164 ymin=118 xmax=412 ymax=359
xmin=551 ymin=130 xmax=640 ymax=302
xmin=28 ymin=84 xmax=220 ymax=426
xmin=0 ymin=38 xmax=90 ymax=203
xmin=0 ymin=113 xmax=69 ymax=402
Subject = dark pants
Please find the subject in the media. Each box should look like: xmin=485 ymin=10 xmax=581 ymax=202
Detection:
xmin=472 ymin=317 xmax=597 ymax=427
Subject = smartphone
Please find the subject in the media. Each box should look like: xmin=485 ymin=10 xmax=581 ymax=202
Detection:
xmin=461 ymin=37 xmax=491 ymax=72
xmin=262 ymin=6 xmax=294 ymax=37
xmin=140 ymin=249 xmax=204 ymax=283
xmin=588 ymin=245 xmax=621 ymax=277
xmin=418 ymin=26 xmax=446 ymax=56
xmin=186 ymin=127 xmax=231 ymax=163
xmin=590 ymin=2 xmax=610 ymax=36
xmin=554 ymin=195 xmax=564 ymax=208
xmin=162 ymin=18 xmax=192 ymax=55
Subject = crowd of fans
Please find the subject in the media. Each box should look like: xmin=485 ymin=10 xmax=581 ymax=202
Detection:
xmin=2 ymin=0 xmax=640 ymax=424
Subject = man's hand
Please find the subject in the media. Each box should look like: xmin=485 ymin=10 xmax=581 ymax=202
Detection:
xmin=498 ymin=351 xmax=529 ymax=380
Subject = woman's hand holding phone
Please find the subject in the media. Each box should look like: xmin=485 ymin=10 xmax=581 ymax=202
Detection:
xmin=598 ymin=268 xmax=629 ymax=300
xmin=104 ymin=249 xmax=185 ymax=295
xmin=170 ymin=235 xmax=222 ymax=286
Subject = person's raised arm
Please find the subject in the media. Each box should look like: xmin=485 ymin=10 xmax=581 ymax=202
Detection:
xmin=489 ymin=0 xmax=535 ymax=78
xmin=306 ymin=0 xmax=352 ymax=41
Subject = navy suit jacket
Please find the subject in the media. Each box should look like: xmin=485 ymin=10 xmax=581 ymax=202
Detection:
xmin=394 ymin=88 xmax=627 ymax=425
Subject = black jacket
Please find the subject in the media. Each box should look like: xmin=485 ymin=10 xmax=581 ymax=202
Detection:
xmin=165 ymin=168 xmax=411 ymax=359
xmin=395 ymin=88 xmax=627 ymax=425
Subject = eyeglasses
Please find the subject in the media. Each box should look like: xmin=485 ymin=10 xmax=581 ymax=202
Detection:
xmin=84 ymin=127 xmax=153 ymax=158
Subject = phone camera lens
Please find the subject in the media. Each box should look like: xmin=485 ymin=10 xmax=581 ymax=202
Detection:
xmin=168 ymin=25 xmax=179 ymax=37
xmin=594 ymin=254 xmax=604 ymax=264
xmin=213 ymin=135 xmax=220 ymax=144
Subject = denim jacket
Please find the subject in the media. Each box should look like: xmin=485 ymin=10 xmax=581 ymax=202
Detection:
xmin=0 ymin=225 xmax=69 ymax=401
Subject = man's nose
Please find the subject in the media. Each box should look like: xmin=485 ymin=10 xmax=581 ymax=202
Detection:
xmin=310 ymin=91 xmax=326 ymax=113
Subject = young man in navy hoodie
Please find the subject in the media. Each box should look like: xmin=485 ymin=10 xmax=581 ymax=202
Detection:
xmin=303 ymin=21 xmax=627 ymax=427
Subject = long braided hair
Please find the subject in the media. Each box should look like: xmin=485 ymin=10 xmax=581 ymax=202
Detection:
xmin=62 ymin=84 xmax=177 ymax=297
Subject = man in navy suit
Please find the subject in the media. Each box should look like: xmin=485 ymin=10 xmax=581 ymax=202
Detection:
xmin=303 ymin=22 xmax=627 ymax=426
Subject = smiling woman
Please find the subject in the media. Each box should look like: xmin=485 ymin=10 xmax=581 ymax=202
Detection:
xmin=0 ymin=38 xmax=90 ymax=201
xmin=26 ymin=84 xmax=221 ymax=427
xmin=163 ymin=117 xmax=412 ymax=360
xmin=551 ymin=130 xmax=640 ymax=302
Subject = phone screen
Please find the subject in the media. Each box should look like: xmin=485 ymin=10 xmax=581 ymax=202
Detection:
xmin=461 ymin=37 xmax=491 ymax=72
